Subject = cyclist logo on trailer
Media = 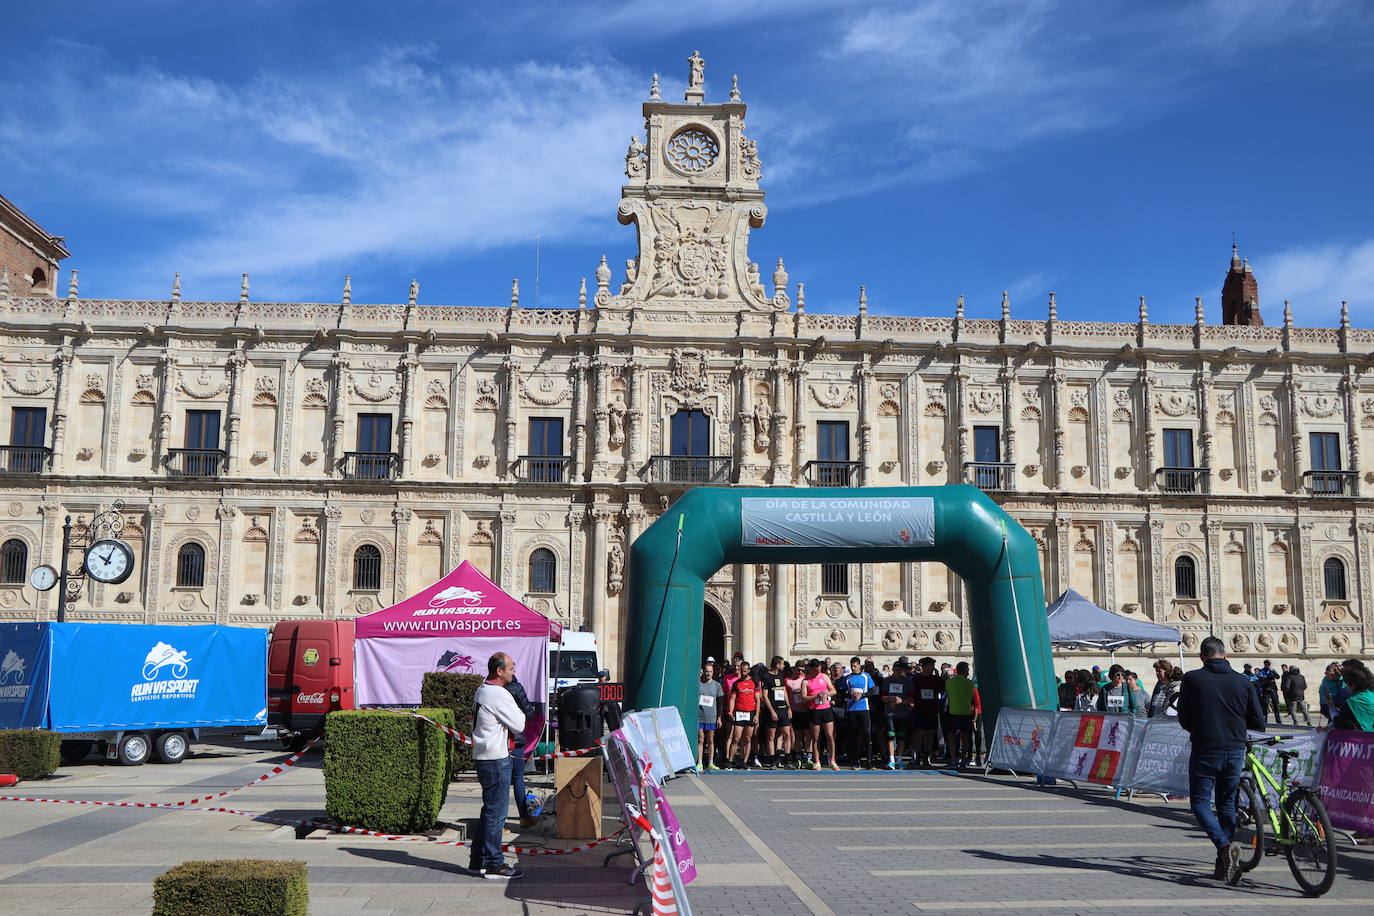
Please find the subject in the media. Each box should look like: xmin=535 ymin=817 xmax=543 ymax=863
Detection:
xmin=130 ymin=642 xmax=199 ymax=702
xmin=142 ymin=642 xmax=191 ymax=680
xmin=0 ymin=649 xmax=25 ymax=685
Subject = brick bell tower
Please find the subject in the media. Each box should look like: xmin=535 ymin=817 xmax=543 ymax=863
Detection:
xmin=1221 ymin=243 xmax=1262 ymax=325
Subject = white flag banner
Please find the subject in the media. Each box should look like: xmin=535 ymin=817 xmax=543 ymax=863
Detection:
xmin=988 ymin=708 xmax=1058 ymax=773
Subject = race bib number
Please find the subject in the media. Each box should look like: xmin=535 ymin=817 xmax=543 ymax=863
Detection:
xmin=1107 ymin=695 xmax=1124 ymax=711
xmin=699 ymin=695 xmax=716 ymax=708
xmin=889 ymin=684 xmax=904 ymax=695
xmin=920 ymin=689 xmax=935 ymax=700
xmin=734 ymin=711 xmax=752 ymax=722
xmin=772 ymin=688 xmax=787 ymax=703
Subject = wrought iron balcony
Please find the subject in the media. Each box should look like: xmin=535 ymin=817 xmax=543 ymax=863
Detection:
xmin=649 ymin=455 xmax=733 ymax=485
xmin=340 ymin=451 xmax=399 ymax=481
xmin=514 ymin=455 xmax=571 ymax=483
xmin=1155 ymin=466 xmax=1210 ymax=494
xmin=803 ymin=460 xmax=862 ymax=487
xmin=1303 ymin=469 xmax=1357 ymax=496
xmin=0 ymin=445 xmax=51 ymax=475
xmin=963 ymin=461 xmax=1015 ymax=491
xmin=166 ymin=448 xmax=227 ymax=478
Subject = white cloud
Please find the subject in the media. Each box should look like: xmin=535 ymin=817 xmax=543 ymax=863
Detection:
xmin=1260 ymin=239 xmax=1374 ymax=325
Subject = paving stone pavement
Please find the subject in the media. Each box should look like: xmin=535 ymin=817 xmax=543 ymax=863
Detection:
xmin=2 ymin=740 xmax=1372 ymax=915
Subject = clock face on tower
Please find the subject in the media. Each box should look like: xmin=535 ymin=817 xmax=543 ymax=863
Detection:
xmin=83 ymin=538 xmax=135 ymax=585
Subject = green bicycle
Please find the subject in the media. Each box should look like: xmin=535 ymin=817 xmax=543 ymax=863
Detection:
xmin=1232 ymin=736 xmax=1337 ymax=895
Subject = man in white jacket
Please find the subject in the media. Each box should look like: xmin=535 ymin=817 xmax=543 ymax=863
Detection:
xmin=471 ymin=652 xmax=527 ymax=880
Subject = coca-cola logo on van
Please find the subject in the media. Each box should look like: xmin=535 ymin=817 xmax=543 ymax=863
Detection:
xmin=296 ymin=691 xmax=327 ymax=705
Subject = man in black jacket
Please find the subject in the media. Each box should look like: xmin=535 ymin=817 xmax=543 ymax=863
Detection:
xmin=1177 ymin=636 xmax=1266 ymax=885
xmin=505 ymin=675 xmax=538 ymax=828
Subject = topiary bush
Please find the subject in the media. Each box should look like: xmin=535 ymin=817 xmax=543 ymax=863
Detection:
xmin=0 ymin=730 xmax=60 ymax=779
xmin=323 ymin=707 xmax=454 ymax=833
xmin=152 ymin=859 xmax=307 ymax=916
xmin=420 ymin=671 xmax=484 ymax=774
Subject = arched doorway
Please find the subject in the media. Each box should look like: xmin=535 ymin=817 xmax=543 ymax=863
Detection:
xmin=626 ymin=485 xmax=1055 ymax=732
xmin=701 ymin=603 xmax=726 ymax=668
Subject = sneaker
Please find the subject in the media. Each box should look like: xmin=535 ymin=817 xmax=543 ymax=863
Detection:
xmin=809 ymin=761 xmax=821 ymax=770
xmin=883 ymin=760 xmax=897 ymax=770
xmin=1223 ymin=843 xmax=1242 ymax=886
xmin=1211 ymin=848 xmax=1227 ymax=880
xmin=483 ymin=864 xmax=524 ymax=881
xmin=749 ymin=758 xmax=763 ymax=769
xmin=829 ymin=761 xmax=840 ymax=771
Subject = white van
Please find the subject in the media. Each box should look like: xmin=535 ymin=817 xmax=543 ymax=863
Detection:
xmin=550 ymin=630 xmax=601 ymax=691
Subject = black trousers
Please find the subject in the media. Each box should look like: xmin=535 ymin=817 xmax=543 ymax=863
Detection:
xmin=848 ymin=709 xmax=872 ymax=764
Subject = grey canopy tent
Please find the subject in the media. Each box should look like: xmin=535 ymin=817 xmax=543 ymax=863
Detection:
xmin=1046 ymin=588 xmax=1183 ymax=663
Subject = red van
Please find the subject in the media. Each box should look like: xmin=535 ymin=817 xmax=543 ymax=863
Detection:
xmin=267 ymin=620 xmax=355 ymax=749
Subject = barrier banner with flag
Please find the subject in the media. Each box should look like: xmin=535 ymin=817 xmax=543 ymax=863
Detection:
xmin=987 ymin=707 xmax=1057 ymax=773
xmin=1039 ymin=711 xmax=1136 ymax=784
xmin=1317 ymin=729 xmax=1374 ymax=833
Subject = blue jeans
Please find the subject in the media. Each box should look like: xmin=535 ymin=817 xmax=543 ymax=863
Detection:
xmin=1189 ymin=746 xmax=1245 ymax=851
xmin=475 ymin=756 xmax=512 ymax=870
xmin=511 ymin=750 xmax=530 ymax=818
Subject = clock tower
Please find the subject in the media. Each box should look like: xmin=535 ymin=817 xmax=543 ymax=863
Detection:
xmin=600 ymin=52 xmax=786 ymax=312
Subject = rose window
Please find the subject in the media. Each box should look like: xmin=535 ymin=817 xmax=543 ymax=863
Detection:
xmin=665 ymin=128 xmax=719 ymax=173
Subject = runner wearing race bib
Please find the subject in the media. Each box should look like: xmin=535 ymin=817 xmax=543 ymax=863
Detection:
xmin=725 ymin=660 xmax=760 ymax=769
xmin=880 ymin=661 xmax=913 ymax=769
xmin=696 ymin=661 xmax=724 ymax=770
xmin=757 ymin=656 xmax=794 ymax=769
xmin=801 ymin=658 xmax=839 ymax=771
xmin=911 ymin=656 xmax=945 ymax=769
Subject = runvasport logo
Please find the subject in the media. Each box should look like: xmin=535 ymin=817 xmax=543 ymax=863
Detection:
xmin=0 ymin=649 xmax=28 ymax=700
xmin=130 ymin=642 xmax=200 ymax=702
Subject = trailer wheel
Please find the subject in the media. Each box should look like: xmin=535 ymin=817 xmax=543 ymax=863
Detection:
xmin=117 ymin=732 xmax=151 ymax=766
xmin=154 ymin=731 xmax=189 ymax=764
xmin=59 ymin=740 xmax=94 ymax=764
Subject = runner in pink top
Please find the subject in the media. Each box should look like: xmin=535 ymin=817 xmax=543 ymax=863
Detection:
xmin=800 ymin=658 xmax=839 ymax=770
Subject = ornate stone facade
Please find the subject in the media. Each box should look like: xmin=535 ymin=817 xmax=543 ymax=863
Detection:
xmin=0 ymin=55 xmax=1368 ymax=674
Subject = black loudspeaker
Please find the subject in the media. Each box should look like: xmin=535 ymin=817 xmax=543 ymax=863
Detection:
xmin=556 ymin=684 xmax=603 ymax=751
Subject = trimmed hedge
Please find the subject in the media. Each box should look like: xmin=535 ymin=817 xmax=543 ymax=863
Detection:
xmin=152 ymin=859 xmax=307 ymax=916
xmin=0 ymin=729 xmax=60 ymax=779
xmin=420 ymin=671 xmax=483 ymax=774
xmin=323 ymin=707 xmax=454 ymax=833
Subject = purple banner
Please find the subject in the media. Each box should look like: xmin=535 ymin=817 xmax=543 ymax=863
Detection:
xmin=651 ymin=781 xmax=697 ymax=885
xmin=1317 ymin=729 xmax=1374 ymax=833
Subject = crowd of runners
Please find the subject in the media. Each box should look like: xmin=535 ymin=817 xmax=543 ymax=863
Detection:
xmin=696 ymin=654 xmax=984 ymax=771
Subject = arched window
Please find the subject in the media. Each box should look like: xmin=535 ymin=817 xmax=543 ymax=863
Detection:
xmin=176 ymin=542 xmax=206 ymax=588
xmin=353 ymin=544 xmax=382 ymax=591
xmin=529 ymin=548 xmax=556 ymax=594
xmin=1 ymin=538 xmax=27 ymax=584
xmin=30 ymin=267 xmax=46 ymax=290
xmin=1323 ymin=557 xmax=1347 ymax=601
xmin=1173 ymin=555 xmax=1197 ymax=599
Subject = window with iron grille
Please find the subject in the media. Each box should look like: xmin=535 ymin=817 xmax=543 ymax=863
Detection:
xmin=529 ymin=548 xmax=556 ymax=594
xmin=353 ymin=544 xmax=382 ymax=590
xmin=1323 ymin=557 xmax=1347 ymax=600
xmin=176 ymin=542 xmax=206 ymax=588
xmin=821 ymin=562 xmax=849 ymax=596
xmin=1173 ymin=555 xmax=1197 ymax=599
xmin=1 ymin=538 xmax=27 ymax=584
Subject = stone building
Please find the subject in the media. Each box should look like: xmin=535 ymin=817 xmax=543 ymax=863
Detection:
xmin=0 ymin=55 xmax=1369 ymax=676
xmin=1 ymin=193 xmax=68 ymax=298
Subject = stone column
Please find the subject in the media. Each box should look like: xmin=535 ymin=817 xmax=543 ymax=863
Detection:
xmin=501 ymin=358 xmax=519 ymax=479
xmin=1285 ymin=367 xmax=1304 ymax=490
xmin=269 ymin=505 xmax=286 ymax=613
xmin=768 ymin=361 xmax=786 ymax=482
xmin=768 ymin=563 xmax=786 ymax=654
xmin=1357 ymin=521 xmax=1374 ymax=650
xmin=591 ymin=358 xmax=610 ymax=479
xmin=215 ymin=504 xmax=237 ymax=624
xmin=224 ymin=350 xmax=247 ymax=474
xmin=322 ymin=506 xmax=342 ymax=617
xmin=857 ymin=361 xmax=874 ymax=486
xmin=328 ymin=354 xmax=348 ymax=474
xmin=48 ymin=346 xmax=74 ymax=469
xmin=953 ymin=369 xmax=969 ymax=483
xmin=1197 ymin=371 xmax=1214 ymax=492
xmin=397 ymin=354 xmax=419 ymax=478
xmin=143 ymin=504 xmax=166 ymax=623
xmin=1139 ymin=366 xmax=1156 ymax=491
xmin=1052 ymin=514 xmax=1071 ymax=599
xmin=498 ymin=509 xmax=518 ymax=592
xmin=154 ymin=351 xmax=175 ymax=468
xmin=1147 ymin=516 xmax=1165 ymax=622
xmin=737 ymin=564 xmax=757 ymax=660
xmin=1342 ymin=371 xmax=1360 ymax=495
xmin=588 ymin=505 xmax=613 ymax=636
xmin=1204 ymin=519 xmax=1223 ymax=636
xmin=625 ymin=359 xmax=645 ymax=475
xmin=999 ymin=365 xmax=1016 ymax=469
xmin=37 ymin=502 xmax=62 ymax=618
xmin=734 ymin=358 xmax=753 ymax=481
xmin=789 ymin=361 xmax=806 ymax=484
xmin=1049 ymin=368 xmax=1066 ymax=489
xmin=1297 ymin=519 xmax=1316 ymax=650
xmin=570 ymin=357 xmax=588 ymax=482
xmin=568 ymin=507 xmax=587 ymax=628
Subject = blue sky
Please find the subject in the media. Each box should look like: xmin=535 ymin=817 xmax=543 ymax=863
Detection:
xmin=3 ymin=1 xmax=1373 ymax=326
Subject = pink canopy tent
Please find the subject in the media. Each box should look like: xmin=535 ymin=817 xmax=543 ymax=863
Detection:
xmin=354 ymin=561 xmax=561 ymax=749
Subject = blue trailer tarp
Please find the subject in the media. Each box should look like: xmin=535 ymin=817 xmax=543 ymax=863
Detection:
xmin=0 ymin=623 xmax=52 ymax=730
xmin=0 ymin=623 xmax=267 ymax=732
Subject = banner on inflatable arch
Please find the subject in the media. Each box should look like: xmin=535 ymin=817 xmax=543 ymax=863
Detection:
xmin=1317 ymin=729 xmax=1374 ymax=834
xmin=987 ymin=708 xmax=1057 ymax=774
xmin=1038 ymin=711 xmax=1136 ymax=785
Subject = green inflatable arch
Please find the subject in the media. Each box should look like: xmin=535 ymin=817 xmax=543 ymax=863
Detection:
xmin=624 ymin=486 xmax=1056 ymax=734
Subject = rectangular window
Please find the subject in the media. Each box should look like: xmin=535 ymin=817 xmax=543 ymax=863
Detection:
xmin=356 ymin=414 xmax=393 ymax=453
xmin=9 ymin=407 xmax=46 ymax=447
xmin=183 ymin=410 xmax=221 ymax=450
xmin=816 ymin=421 xmax=850 ymax=462
xmin=1162 ymin=428 xmax=1194 ymax=468
xmin=528 ymin=418 xmax=564 ymax=457
xmin=821 ymin=563 xmax=849 ymax=596
xmin=670 ymin=409 xmax=710 ymax=456
xmin=1309 ymin=432 xmax=1340 ymax=470
xmin=973 ymin=426 xmax=1001 ymax=463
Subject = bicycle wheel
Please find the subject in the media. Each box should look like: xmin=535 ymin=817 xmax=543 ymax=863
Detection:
xmin=1283 ymin=790 xmax=1337 ymax=896
xmin=1233 ymin=778 xmax=1264 ymax=872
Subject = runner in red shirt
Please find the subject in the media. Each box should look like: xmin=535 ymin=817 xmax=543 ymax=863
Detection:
xmin=725 ymin=660 xmax=760 ymax=769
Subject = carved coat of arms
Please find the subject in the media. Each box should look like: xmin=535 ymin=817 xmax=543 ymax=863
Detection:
xmin=670 ymin=348 xmax=710 ymax=393
xmin=648 ymin=205 xmax=731 ymax=299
